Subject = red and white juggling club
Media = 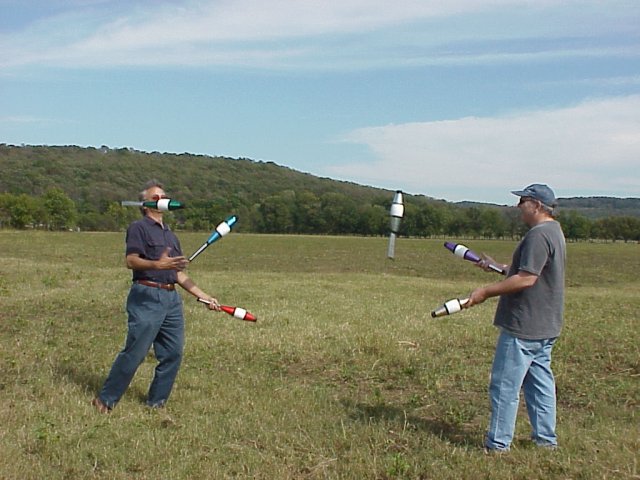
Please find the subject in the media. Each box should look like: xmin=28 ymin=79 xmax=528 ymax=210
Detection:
xmin=197 ymin=298 xmax=257 ymax=322
xmin=188 ymin=214 xmax=238 ymax=262
xmin=443 ymin=241 xmax=506 ymax=275
xmin=431 ymin=297 xmax=470 ymax=318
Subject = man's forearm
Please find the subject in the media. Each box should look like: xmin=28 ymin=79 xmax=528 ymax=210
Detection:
xmin=126 ymin=254 xmax=158 ymax=271
xmin=176 ymin=272 xmax=207 ymax=298
xmin=482 ymin=271 xmax=538 ymax=299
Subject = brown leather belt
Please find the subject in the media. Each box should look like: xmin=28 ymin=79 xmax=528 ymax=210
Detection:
xmin=135 ymin=280 xmax=175 ymax=291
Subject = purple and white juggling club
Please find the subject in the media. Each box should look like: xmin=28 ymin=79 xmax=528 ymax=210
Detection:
xmin=443 ymin=242 xmax=506 ymax=275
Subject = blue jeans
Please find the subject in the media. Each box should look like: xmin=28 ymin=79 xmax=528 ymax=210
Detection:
xmin=486 ymin=330 xmax=558 ymax=451
xmin=98 ymin=283 xmax=184 ymax=408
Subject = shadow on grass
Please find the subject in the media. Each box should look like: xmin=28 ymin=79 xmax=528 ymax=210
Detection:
xmin=341 ymin=398 xmax=481 ymax=448
xmin=53 ymin=361 xmax=147 ymax=403
xmin=54 ymin=362 xmax=104 ymax=393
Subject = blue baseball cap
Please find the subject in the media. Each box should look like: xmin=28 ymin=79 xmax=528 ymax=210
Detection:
xmin=511 ymin=184 xmax=557 ymax=208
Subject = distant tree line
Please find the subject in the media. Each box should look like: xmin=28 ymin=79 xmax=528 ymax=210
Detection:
xmin=1 ymin=189 xmax=639 ymax=242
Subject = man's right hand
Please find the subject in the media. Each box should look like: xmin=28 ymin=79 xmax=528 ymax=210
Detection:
xmin=157 ymin=247 xmax=188 ymax=271
xmin=477 ymin=253 xmax=506 ymax=273
xmin=465 ymin=287 xmax=488 ymax=307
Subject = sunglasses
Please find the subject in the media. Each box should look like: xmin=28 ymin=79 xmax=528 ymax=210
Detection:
xmin=518 ymin=197 xmax=537 ymax=206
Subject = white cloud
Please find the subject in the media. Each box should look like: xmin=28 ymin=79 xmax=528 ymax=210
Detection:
xmin=1 ymin=0 xmax=637 ymax=69
xmin=330 ymin=95 xmax=640 ymax=202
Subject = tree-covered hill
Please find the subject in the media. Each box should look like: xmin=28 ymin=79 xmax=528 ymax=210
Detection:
xmin=0 ymin=144 xmax=393 ymax=208
xmin=2 ymin=144 xmax=637 ymax=215
xmin=1 ymin=144 xmax=638 ymax=241
xmin=554 ymin=197 xmax=640 ymax=219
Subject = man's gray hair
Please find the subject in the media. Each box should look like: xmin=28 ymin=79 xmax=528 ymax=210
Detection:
xmin=138 ymin=179 xmax=164 ymax=216
xmin=139 ymin=179 xmax=164 ymax=201
xmin=541 ymin=203 xmax=556 ymax=217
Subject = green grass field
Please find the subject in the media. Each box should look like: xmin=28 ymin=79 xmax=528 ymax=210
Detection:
xmin=0 ymin=231 xmax=638 ymax=479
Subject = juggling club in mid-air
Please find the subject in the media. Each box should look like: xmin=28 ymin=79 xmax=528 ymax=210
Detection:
xmin=121 ymin=199 xmax=185 ymax=211
xmin=443 ymin=241 xmax=506 ymax=275
xmin=188 ymin=214 xmax=238 ymax=262
xmin=387 ymin=190 xmax=404 ymax=259
xmin=197 ymin=298 xmax=257 ymax=322
xmin=431 ymin=297 xmax=470 ymax=318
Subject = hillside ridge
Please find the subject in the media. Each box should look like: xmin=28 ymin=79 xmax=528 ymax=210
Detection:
xmin=1 ymin=144 xmax=638 ymax=219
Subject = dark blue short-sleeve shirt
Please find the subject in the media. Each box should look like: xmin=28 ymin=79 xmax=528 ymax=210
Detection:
xmin=126 ymin=216 xmax=183 ymax=284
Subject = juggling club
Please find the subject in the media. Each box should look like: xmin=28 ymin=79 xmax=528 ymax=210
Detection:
xmin=387 ymin=190 xmax=404 ymax=259
xmin=197 ymin=298 xmax=257 ymax=322
xmin=188 ymin=214 xmax=238 ymax=262
xmin=443 ymin=241 xmax=506 ymax=275
xmin=121 ymin=199 xmax=185 ymax=211
xmin=431 ymin=297 xmax=470 ymax=318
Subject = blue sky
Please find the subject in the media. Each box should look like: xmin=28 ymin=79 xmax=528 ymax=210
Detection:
xmin=1 ymin=0 xmax=639 ymax=205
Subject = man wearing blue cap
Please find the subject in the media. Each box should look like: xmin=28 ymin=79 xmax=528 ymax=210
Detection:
xmin=466 ymin=184 xmax=566 ymax=453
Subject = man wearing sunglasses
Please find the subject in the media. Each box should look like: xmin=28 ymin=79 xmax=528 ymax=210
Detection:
xmin=93 ymin=180 xmax=221 ymax=413
xmin=465 ymin=184 xmax=566 ymax=453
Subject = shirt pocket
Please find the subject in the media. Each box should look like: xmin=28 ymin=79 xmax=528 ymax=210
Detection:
xmin=145 ymin=238 xmax=166 ymax=260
